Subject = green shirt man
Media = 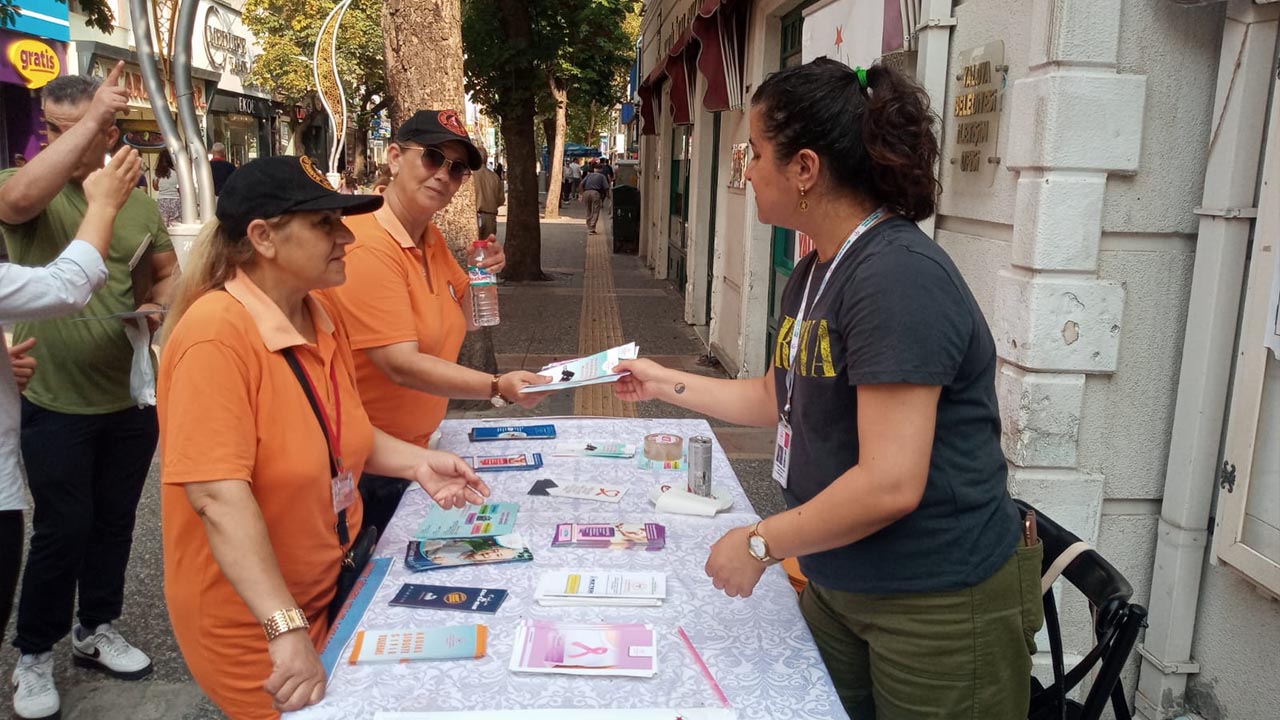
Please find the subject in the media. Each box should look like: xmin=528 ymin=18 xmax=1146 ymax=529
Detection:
xmin=0 ymin=170 xmax=173 ymax=413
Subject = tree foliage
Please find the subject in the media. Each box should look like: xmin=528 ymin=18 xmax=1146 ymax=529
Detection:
xmin=463 ymin=0 xmax=638 ymax=135
xmin=243 ymin=0 xmax=385 ymax=110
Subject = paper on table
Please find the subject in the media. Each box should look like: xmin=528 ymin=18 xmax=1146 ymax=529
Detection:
xmin=518 ymin=342 xmax=639 ymax=393
xmin=648 ymin=484 xmax=734 ymax=517
xmin=544 ymin=483 xmax=627 ymax=503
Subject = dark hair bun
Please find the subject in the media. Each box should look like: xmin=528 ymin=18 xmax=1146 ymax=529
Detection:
xmin=752 ymin=58 xmax=940 ymax=221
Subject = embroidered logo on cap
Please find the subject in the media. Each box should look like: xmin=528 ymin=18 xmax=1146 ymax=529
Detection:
xmin=438 ymin=110 xmax=467 ymax=137
xmin=299 ymin=156 xmax=333 ymax=189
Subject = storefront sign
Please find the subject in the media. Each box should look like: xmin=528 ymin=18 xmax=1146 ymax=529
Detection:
xmin=5 ymin=37 xmax=60 ymax=88
xmin=204 ymin=4 xmax=252 ymax=79
xmin=950 ymin=41 xmax=1004 ymax=188
xmin=93 ymin=59 xmax=208 ymax=114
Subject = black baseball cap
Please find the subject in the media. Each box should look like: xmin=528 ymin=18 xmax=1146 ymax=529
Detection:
xmin=216 ymin=155 xmax=382 ymax=236
xmin=393 ymin=109 xmax=483 ymax=170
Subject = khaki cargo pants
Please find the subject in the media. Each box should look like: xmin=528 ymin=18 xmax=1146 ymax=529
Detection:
xmin=800 ymin=543 xmax=1044 ymax=720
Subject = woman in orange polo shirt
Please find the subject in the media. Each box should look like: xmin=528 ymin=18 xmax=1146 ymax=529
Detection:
xmin=323 ymin=109 xmax=549 ymax=534
xmin=157 ymin=156 xmax=490 ymax=719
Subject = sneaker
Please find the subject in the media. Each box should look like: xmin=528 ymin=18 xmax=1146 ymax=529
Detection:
xmin=71 ymin=623 xmax=153 ymax=680
xmin=11 ymin=651 xmax=59 ymax=719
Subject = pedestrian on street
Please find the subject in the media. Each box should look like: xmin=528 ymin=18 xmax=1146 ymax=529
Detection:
xmin=560 ymin=159 xmax=572 ymax=206
xmin=580 ymin=164 xmax=610 ymax=234
xmin=371 ymin=163 xmax=392 ymax=195
xmin=321 ymin=109 xmax=549 ymax=537
xmin=157 ymin=156 xmax=489 ymax=719
xmin=0 ymin=63 xmax=180 ymax=720
xmin=567 ymin=158 xmax=583 ymax=199
xmin=493 ymin=161 xmax=504 ymax=181
xmin=473 ymin=146 xmax=504 ymax=240
xmin=208 ymin=142 xmax=236 ymax=195
xmin=0 ymin=144 xmax=142 ymax=719
xmin=610 ymin=58 xmax=1042 ymax=720
xmin=152 ymin=148 xmax=181 ymax=226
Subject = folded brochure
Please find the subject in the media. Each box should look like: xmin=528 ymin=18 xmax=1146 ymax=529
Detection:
xmin=519 ymin=342 xmax=638 ymax=393
xmin=509 ymin=619 xmax=657 ymax=677
xmin=405 ymin=534 xmax=533 ymax=571
xmin=389 ymin=584 xmax=509 ymax=614
xmin=464 ymin=453 xmax=543 ymax=472
xmin=468 ymin=424 xmax=556 ymax=441
xmin=552 ymin=522 xmax=665 ymax=550
xmin=533 ymin=570 xmax=666 ymax=607
xmin=348 ymin=625 xmax=486 ymax=663
xmin=414 ymin=502 xmax=518 ymax=540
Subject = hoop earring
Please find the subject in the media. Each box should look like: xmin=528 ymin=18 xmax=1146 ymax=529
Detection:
xmin=799 ymin=185 xmax=809 ymax=212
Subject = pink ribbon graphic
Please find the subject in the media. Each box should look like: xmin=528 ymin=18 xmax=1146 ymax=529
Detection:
xmin=568 ymin=642 xmax=609 ymax=658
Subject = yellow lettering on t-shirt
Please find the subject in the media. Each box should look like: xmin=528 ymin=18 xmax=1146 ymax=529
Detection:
xmin=797 ymin=319 xmax=813 ymax=376
xmin=811 ymin=320 xmax=835 ymax=378
xmin=774 ymin=316 xmax=795 ymax=370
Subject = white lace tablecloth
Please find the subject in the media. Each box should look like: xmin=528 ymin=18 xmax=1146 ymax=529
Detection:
xmin=288 ymin=418 xmax=848 ymax=720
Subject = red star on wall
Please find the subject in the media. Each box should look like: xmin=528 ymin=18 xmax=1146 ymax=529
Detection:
xmin=834 ymin=26 xmax=844 ymax=53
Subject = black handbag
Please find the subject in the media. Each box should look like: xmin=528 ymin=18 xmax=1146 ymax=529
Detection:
xmin=282 ymin=348 xmax=379 ymax=623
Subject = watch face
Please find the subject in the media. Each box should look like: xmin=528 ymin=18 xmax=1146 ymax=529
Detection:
xmin=748 ymin=534 xmax=767 ymax=560
xmin=490 ymin=395 xmax=509 ymax=408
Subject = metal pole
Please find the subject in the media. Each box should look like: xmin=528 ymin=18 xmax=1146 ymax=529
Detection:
xmin=129 ymin=0 xmax=198 ymax=224
xmin=174 ymin=0 xmax=216 ymax=221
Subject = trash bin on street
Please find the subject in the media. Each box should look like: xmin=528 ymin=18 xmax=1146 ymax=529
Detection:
xmin=612 ymin=184 xmax=640 ymax=254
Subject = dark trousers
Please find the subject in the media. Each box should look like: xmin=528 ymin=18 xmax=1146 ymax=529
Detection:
xmin=358 ymin=472 xmax=409 ymax=541
xmin=14 ymin=399 xmax=157 ymax=654
xmin=1 ymin=509 xmax=22 ymax=644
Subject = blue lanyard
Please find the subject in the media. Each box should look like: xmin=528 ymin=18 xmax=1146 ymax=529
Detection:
xmin=783 ymin=208 xmax=887 ymax=420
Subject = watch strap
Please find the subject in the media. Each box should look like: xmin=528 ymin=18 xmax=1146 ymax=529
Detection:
xmin=749 ymin=521 xmax=780 ymax=564
xmin=263 ymin=607 xmax=310 ymax=641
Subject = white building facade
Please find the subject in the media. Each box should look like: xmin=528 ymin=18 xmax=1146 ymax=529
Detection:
xmin=636 ymin=0 xmax=1280 ymax=717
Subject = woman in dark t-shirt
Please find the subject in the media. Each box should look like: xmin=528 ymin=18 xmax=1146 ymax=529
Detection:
xmin=613 ymin=59 xmax=1042 ymax=720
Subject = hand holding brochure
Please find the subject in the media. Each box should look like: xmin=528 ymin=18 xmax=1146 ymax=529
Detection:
xmin=519 ymin=342 xmax=639 ymax=393
xmin=509 ymin=619 xmax=657 ymax=677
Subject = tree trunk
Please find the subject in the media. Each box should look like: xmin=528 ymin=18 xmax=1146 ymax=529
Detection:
xmin=542 ymin=76 xmax=568 ymax=220
xmin=502 ymin=100 xmax=550 ymax=281
xmin=586 ymin=100 xmax=598 ymax=146
xmin=382 ymin=0 xmax=496 ymax=395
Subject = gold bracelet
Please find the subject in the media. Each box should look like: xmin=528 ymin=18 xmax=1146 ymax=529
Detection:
xmin=262 ymin=607 xmax=309 ymax=642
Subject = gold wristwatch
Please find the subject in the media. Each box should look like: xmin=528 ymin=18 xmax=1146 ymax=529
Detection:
xmin=489 ymin=375 xmax=510 ymax=408
xmin=263 ymin=607 xmax=309 ymax=641
xmin=747 ymin=521 xmax=780 ymax=565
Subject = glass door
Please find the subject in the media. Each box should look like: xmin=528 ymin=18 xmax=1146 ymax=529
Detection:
xmin=668 ymin=124 xmax=692 ymax=294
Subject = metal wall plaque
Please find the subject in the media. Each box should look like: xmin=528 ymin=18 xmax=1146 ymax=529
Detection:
xmin=951 ymin=41 xmax=1005 ymax=188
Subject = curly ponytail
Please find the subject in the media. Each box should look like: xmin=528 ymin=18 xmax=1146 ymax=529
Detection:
xmin=752 ymin=58 xmax=941 ymax=221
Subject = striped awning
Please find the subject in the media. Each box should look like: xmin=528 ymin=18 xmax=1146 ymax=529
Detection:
xmin=691 ymin=0 xmax=749 ymax=113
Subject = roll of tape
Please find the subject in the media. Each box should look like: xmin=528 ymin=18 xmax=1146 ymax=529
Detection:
xmin=643 ymin=433 xmax=684 ymax=462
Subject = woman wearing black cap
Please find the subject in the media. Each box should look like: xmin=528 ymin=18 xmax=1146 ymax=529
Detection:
xmin=612 ymin=59 xmax=1043 ymax=719
xmin=156 ymin=156 xmax=490 ymax=719
xmin=322 ymin=109 xmax=549 ymax=536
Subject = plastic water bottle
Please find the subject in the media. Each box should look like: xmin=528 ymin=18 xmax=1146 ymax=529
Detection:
xmin=468 ymin=240 xmax=501 ymax=327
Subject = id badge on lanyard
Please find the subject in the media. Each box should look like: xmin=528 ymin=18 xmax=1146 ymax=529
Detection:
xmin=773 ymin=207 xmax=886 ymax=490
xmin=331 ymin=469 xmax=356 ymax=515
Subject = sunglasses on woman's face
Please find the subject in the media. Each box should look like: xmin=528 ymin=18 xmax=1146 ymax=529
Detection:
xmin=401 ymin=145 xmax=472 ymax=183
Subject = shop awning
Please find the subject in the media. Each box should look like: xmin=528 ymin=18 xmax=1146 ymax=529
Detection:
xmin=637 ymin=62 xmax=666 ymax=136
xmin=664 ymin=32 xmax=697 ymax=127
xmin=691 ymin=0 xmax=749 ymax=113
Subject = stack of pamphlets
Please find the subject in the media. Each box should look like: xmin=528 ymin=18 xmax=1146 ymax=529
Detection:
xmin=414 ymin=502 xmax=519 ymax=540
xmin=404 ymin=535 xmax=533 ymax=572
xmin=533 ymin=570 xmax=667 ymax=607
xmin=509 ymin=619 xmax=657 ymax=677
xmin=518 ymin=342 xmax=639 ymax=394
xmin=389 ymin=584 xmax=509 ymax=614
xmin=551 ymin=522 xmax=665 ymax=550
xmin=347 ymin=625 xmax=487 ymax=664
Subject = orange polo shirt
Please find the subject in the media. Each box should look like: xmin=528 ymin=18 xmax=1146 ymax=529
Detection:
xmin=158 ymin=271 xmax=374 ymax=720
xmin=321 ymin=206 xmax=469 ymax=447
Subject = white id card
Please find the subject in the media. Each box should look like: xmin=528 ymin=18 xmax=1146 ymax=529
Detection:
xmin=331 ymin=469 xmax=356 ymax=514
xmin=772 ymin=418 xmax=792 ymax=488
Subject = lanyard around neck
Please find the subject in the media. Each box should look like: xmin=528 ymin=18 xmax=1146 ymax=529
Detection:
xmin=783 ymin=207 xmax=887 ymax=419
